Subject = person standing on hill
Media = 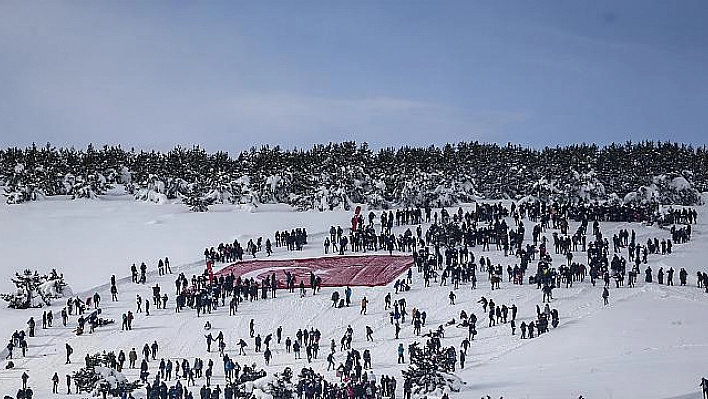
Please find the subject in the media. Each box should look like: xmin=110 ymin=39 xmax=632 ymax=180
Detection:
xmin=65 ymin=343 xmax=73 ymax=364
xmin=699 ymin=378 xmax=708 ymax=399
xmin=52 ymin=372 xmax=59 ymax=394
xmin=667 ymin=267 xmax=674 ymax=286
xmin=128 ymin=348 xmax=138 ymax=368
xmin=701 ymin=377 xmax=708 ymax=399
xmin=345 ymin=286 xmax=352 ymax=307
xmin=27 ymin=317 xmax=35 ymax=337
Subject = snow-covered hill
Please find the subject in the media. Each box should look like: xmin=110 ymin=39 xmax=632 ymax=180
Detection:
xmin=0 ymin=198 xmax=706 ymax=399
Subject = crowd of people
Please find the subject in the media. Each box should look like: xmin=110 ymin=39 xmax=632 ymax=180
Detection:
xmin=3 ymin=199 xmax=703 ymax=399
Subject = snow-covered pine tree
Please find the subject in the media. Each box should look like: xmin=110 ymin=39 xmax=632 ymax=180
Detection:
xmin=3 ymin=163 xmax=45 ymax=204
xmin=72 ymin=352 xmax=140 ymax=395
xmin=0 ymin=269 xmax=41 ymax=308
xmin=0 ymin=269 xmax=69 ymax=308
xmin=70 ymin=173 xmax=109 ymax=199
xmin=203 ymin=174 xmax=236 ymax=205
xmin=184 ymin=183 xmax=210 ymax=212
xmin=401 ymin=342 xmax=464 ymax=398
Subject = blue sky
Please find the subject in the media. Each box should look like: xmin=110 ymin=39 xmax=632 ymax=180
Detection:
xmin=0 ymin=0 xmax=706 ymax=153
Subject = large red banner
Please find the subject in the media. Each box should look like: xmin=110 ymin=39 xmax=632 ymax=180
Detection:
xmin=215 ymin=255 xmax=412 ymax=287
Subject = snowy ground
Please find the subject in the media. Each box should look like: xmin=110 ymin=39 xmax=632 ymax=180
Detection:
xmin=0 ymin=196 xmax=707 ymax=399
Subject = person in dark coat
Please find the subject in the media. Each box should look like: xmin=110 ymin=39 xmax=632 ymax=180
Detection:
xmin=65 ymin=343 xmax=73 ymax=364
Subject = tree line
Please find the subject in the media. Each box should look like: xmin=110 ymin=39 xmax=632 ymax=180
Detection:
xmin=1 ymin=141 xmax=705 ymax=210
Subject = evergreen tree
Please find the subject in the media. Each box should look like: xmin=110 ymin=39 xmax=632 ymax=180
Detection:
xmin=184 ymin=183 xmax=210 ymax=212
xmin=401 ymin=342 xmax=463 ymax=397
xmin=0 ymin=269 xmax=68 ymax=309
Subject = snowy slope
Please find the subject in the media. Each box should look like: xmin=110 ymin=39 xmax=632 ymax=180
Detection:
xmin=0 ymin=197 xmax=706 ymax=399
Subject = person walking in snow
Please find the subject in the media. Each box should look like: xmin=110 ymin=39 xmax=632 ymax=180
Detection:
xmin=255 ymin=334 xmax=262 ymax=352
xmin=602 ymin=287 xmax=610 ymax=306
xmin=151 ymin=340 xmax=159 ymax=360
xmin=5 ymin=341 xmax=13 ymax=359
xmin=264 ymin=348 xmax=272 ymax=365
xmin=238 ymin=339 xmax=247 ymax=355
xmin=327 ymin=352 xmax=335 ymax=370
xmin=478 ymin=296 xmax=488 ymax=313
xmin=361 ymin=296 xmax=368 ymax=315
xmin=65 ymin=343 xmax=73 ymax=364
xmin=142 ymin=343 xmax=151 ymax=361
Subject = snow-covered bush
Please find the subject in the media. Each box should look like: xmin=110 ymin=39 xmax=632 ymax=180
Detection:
xmin=134 ymin=174 xmax=171 ymax=204
xmin=72 ymin=353 xmax=140 ymax=396
xmin=570 ymin=169 xmax=607 ymax=203
xmin=624 ymin=174 xmax=703 ymax=206
xmin=3 ymin=183 xmax=43 ymax=204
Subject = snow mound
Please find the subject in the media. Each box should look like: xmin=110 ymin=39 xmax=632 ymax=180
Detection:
xmin=135 ymin=188 xmax=169 ymax=204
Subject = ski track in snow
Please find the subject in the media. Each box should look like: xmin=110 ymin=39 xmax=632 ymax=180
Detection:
xmin=0 ymin=199 xmax=706 ymax=398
